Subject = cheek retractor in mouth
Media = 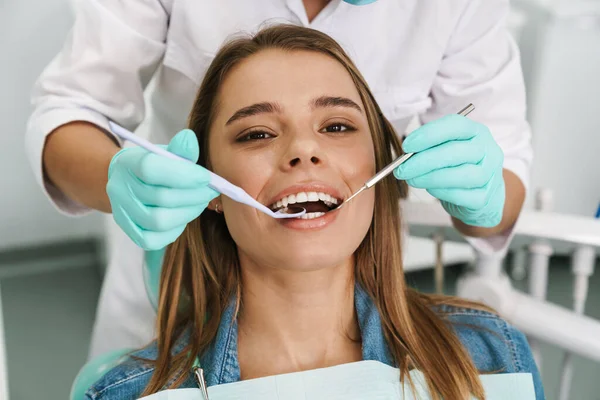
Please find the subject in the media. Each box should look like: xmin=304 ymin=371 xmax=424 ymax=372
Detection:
xmin=270 ymin=192 xmax=340 ymax=219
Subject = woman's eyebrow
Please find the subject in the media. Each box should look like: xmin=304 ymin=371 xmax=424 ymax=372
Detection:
xmin=311 ymin=96 xmax=362 ymax=113
xmin=225 ymin=96 xmax=361 ymax=126
xmin=226 ymin=102 xmax=282 ymax=125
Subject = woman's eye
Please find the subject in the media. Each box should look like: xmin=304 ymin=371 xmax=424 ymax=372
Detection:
xmin=237 ymin=130 xmax=274 ymax=142
xmin=321 ymin=123 xmax=356 ymax=134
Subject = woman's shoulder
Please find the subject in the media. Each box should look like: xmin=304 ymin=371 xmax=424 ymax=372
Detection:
xmin=432 ymin=304 xmax=545 ymax=398
xmin=84 ymin=342 xmax=195 ymax=400
xmin=433 ymin=304 xmax=537 ymax=373
xmin=84 ymin=343 xmax=158 ymax=400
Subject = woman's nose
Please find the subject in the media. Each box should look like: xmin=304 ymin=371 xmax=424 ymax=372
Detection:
xmin=282 ymin=127 xmax=325 ymax=170
xmin=289 ymin=155 xmax=321 ymax=168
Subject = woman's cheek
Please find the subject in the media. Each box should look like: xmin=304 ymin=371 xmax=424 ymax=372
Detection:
xmin=343 ymin=141 xmax=376 ymax=229
xmin=213 ymin=150 xmax=271 ymax=194
xmin=340 ymin=143 xmax=376 ymax=186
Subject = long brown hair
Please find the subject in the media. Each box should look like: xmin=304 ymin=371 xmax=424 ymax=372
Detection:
xmin=142 ymin=25 xmax=492 ymax=399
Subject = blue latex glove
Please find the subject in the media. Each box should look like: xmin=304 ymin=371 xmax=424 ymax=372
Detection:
xmin=394 ymin=114 xmax=505 ymax=228
xmin=107 ymin=129 xmax=218 ymax=250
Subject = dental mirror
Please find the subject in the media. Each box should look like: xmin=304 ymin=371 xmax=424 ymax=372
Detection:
xmin=272 ymin=205 xmax=307 ymax=218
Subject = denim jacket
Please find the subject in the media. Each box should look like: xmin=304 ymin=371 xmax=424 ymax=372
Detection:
xmin=85 ymin=285 xmax=545 ymax=399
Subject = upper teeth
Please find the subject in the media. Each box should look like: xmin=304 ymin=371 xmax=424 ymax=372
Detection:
xmin=271 ymin=191 xmax=339 ymax=210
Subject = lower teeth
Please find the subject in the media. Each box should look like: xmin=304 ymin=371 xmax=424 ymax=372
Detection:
xmin=299 ymin=212 xmax=326 ymax=220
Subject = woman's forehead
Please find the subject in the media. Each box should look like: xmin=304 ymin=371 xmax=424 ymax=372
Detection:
xmin=215 ymin=49 xmax=363 ymax=117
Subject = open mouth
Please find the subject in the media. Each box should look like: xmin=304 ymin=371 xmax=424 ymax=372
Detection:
xmin=269 ymin=191 xmax=341 ymax=219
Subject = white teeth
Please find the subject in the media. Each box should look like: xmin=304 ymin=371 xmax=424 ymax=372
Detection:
xmin=296 ymin=192 xmax=308 ymax=203
xmin=307 ymin=192 xmax=319 ymax=202
xmin=299 ymin=212 xmax=326 ymax=220
xmin=270 ymin=191 xmax=341 ymax=209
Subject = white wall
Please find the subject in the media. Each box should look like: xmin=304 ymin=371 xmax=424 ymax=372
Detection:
xmin=0 ymin=0 xmax=103 ymax=252
xmin=516 ymin=0 xmax=600 ymax=217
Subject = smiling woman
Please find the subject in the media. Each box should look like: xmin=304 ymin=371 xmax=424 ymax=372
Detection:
xmin=201 ymin=41 xmax=380 ymax=243
xmin=84 ymin=25 xmax=543 ymax=400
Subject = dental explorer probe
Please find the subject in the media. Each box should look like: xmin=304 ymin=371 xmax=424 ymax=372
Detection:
xmin=335 ymin=103 xmax=475 ymax=210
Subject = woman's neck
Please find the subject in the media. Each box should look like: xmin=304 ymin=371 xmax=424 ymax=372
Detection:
xmin=237 ymin=256 xmax=362 ymax=380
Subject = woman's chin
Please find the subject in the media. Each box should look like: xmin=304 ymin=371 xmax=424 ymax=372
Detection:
xmin=264 ymin=235 xmax=358 ymax=273
xmin=277 ymin=255 xmax=350 ymax=273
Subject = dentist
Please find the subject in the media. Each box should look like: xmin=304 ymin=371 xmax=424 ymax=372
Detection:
xmin=26 ymin=0 xmax=530 ymax=358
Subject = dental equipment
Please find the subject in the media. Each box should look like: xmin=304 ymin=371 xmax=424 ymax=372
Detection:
xmin=335 ymin=103 xmax=475 ymax=210
xmin=108 ymin=122 xmax=306 ymax=219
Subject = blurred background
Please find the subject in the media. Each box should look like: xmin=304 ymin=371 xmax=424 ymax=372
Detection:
xmin=1 ymin=0 xmax=599 ymax=399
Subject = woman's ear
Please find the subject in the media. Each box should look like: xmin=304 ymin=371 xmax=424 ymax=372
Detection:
xmin=209 ymin=197 xmax=223 ymax=214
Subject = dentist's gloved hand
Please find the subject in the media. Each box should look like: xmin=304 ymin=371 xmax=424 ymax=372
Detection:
xmin=394 ymin=115 xmax=505 ymax=228
xmin=107 ymin=129 xmax=219 ymax=250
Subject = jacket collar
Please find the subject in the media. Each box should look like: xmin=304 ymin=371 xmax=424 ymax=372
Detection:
xmin=196 ymin=284 xmax=394 ymax=386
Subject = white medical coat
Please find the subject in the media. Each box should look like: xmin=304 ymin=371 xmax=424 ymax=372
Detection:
xmin=25 ymin=0 xmax=532 ymax=358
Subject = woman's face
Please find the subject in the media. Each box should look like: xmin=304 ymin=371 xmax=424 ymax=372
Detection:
xmin=208 ymin=49 xmax=376 ymax=271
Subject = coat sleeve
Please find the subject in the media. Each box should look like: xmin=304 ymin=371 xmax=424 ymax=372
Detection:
xmin=25 ymin=0 xmax=169 ymax=214
xmin=420 ymin=0 xmax=532 ymax=254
